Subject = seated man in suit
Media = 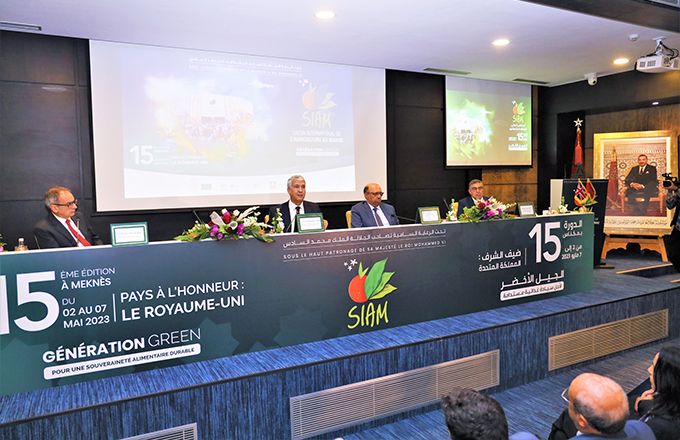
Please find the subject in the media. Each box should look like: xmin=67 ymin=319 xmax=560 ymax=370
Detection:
xmin=624 ymin=154 xmax=657 ymax=216
xmin=268 ymin=175 xmax=322 ymax=232
xmin=457 ymin=179 xmax=490 ymax=217
xmin=34 ymin=186 xmax=102 ymax=249
xmin=562 ymin=373 xmax=655 ymax=440
xmin=351 ymin=183 xmax=398 ymax=228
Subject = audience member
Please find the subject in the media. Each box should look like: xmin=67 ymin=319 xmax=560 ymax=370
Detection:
xmin=268 ymin=175 xmax=322 ymax=232
xmin=624 ymin=154 xmax=658 ymax=216
xmin=665 ymin=180 xmax=680 ymax=272
xmin=457 ymin=179 xmax=490 ymax=217
xmin=441 ymin=387 xmax=538 ymax=440
xmin=551 ymin=373 xmax=655 ymax=440
xmin=633 ymin=346 xmax=680 ymax=440
xmin=350 ymin=183 xmax=398 ymax=228
xmin=33 ymin=186 xmax=101 ymax=249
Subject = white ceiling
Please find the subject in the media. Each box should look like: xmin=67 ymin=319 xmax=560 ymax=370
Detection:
xmin=2 ymin=0 xmax=679 ymax=86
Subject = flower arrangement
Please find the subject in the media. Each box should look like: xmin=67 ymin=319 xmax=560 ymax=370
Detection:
xmin=557 ymin=196 xmax=571 ymax=214
xmin=174 ymin=206 xmax=273 ymax=243
xmin=458 ymin=197 xmax=515 ymax=223
xmin=445 ymin=198 xmax=457 ymax=221
xmin=0 ymin=233 xmax=5 ymax=252
xmin=270 ymin=208 xmax=284 ymax=234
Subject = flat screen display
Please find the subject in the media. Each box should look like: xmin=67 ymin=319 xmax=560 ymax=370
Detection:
xmin=445 ymin=76 xmax=532 ymax=167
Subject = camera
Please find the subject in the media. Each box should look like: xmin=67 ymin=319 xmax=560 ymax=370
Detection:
xmin=662 ymin=172 xmax=678 ymax=188
xmin=584 ymin=73 xmax=597 ymax=86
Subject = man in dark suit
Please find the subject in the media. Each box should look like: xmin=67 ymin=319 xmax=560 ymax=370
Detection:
xmin=351 ymin=183 xmax=399 ymax=228
xmin=33 ymin=186 xmax=102 ymax=249
xmin=624 ymin=154 xmax=658 ymax=216
xmin=665 ymin=179 xmax=680 ymax=272
xmin=457 ymin=179 xmax=490 ymax=217
xmin=268 ymin=175 xmax=322 ymax=232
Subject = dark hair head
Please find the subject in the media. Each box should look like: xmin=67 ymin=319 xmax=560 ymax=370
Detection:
xmin=441 ymin=387 xmax=508 ymax=440
xmin=651 ymin=345 xmax=680 ymax=417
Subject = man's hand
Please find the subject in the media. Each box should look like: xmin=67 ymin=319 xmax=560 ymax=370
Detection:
xmin=630 ymin=182 xmax=645 ymax=190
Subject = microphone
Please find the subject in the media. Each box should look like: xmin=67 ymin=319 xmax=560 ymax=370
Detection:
xmin=396 ymin=215 xmax=418 ymax=224
xmin=285 ymin=215 xmax=295 ymax=233
xmin=443 ymin=198 xmax=452 ymax=212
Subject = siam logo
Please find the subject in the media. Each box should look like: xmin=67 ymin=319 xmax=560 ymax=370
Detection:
xmin=511 ymin=100 xmax=526 ymax=124
xmin=300 ymin=79 xmax=336 ymax=129
xmin=346 ymin=258 xmax=397 ymax=329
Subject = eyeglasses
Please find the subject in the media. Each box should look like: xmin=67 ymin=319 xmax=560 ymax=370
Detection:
xmin=560 ymin=387 xmax=569 ymax=403
xmin=367 ymin=192 xmax=384 ymax=196
xmin=52 ymin=199 xmax=78 ymax=208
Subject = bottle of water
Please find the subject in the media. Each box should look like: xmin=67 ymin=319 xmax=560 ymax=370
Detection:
xmin=14 ymin=237 xmax=28 ymax=252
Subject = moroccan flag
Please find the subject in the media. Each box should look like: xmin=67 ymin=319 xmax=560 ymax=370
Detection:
xmin=606 ymin=148 xmax=620 ymax=206
xmin=571 ymin=125 xmax=585 ymax=178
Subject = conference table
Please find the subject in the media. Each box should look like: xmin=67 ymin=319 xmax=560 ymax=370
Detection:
xmin=0 ymin=213 xmax=593 ymax=396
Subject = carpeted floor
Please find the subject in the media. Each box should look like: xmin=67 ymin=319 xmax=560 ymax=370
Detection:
xmin=343 ymin=337 xmax=677 ymax=439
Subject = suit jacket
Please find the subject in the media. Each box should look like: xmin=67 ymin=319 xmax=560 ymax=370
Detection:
xmin=457 ymin=196 xmax=489 ymax=217
xmin=351 ymin=201 xmax=398 ymax=228
xmin=33 ymin=213 xmax=102 ymax=249
xmin=567 ymin=420 xmax=655 ymax=440
xmin=268 ymin=201 xmax=321 ymax=232
xmin=625 ymin=164 xmax=657 ymax=195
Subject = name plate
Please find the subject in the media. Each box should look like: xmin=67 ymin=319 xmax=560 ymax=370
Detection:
xmin=110 ymin=222 xmax=148 ymax=246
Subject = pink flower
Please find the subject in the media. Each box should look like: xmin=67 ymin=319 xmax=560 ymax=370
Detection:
xmin=236 ymin=223 xmax=245 ymax=235
xmin=216 ymin=233 xmax=224 ymax=240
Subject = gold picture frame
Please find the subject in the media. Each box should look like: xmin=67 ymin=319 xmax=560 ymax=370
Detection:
xmin=593 ymin=130 xmax=677 ymax=234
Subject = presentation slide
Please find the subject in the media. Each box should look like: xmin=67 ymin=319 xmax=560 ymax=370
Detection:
xmin=445 ymin=76 xmax=532 ymax=167
xmin=90 ymin=41 xmax=386 ymax=211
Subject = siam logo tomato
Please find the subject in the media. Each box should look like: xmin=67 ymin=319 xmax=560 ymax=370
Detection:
xmin=348 ymin=274 xmax=367 ymax=303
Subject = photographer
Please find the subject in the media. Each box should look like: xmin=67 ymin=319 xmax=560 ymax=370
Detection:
xmin=665 ymin=175 xmax=680 ymax=272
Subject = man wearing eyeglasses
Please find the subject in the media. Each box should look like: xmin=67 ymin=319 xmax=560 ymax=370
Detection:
xmin=457 ymin=179 xmax=490 ymax=217
xmin=33 ymin=186 xmax=102 ymax=249
xmin=350 ymin=183 xmax=398 ymax=228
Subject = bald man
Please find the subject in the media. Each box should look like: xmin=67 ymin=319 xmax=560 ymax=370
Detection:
xmin=350 ymin=183 xmax=398 ymax=228
xmin=565 ymin=373 xmax=654 ymax=439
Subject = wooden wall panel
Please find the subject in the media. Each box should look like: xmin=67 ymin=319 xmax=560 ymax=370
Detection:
xmin=0 ymin=32 xmax=76 ymax=84
xmin=0 ymin=82 xmax=80 ymax=199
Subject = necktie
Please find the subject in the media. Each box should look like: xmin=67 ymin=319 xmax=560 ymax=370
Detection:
xmin=373 ymin=208 xmax=384 ymax=226
xmin=292 ymin=205 xmax=300 ymax=231
xmin=65 ymin=219 xmax=91 ymax=246
xmin=639 ymin=166 xmax=644 ymax=175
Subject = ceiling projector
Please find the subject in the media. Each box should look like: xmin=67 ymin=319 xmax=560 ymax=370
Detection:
xmin=636 ymin=54 xmax=679 ymax=73
xmin=636 ymin=37 xmax=679 ymax=73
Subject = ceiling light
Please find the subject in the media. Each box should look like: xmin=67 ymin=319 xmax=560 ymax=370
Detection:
xmin=315 ymin=10 xmax=335 ymax=20
xmin=613 ymin=57 xmax=629 ymax=65
xmin=492 ymin=38 xmax=510 ymax=47
xmin=652 ymin=101 xmax=659 ymax=105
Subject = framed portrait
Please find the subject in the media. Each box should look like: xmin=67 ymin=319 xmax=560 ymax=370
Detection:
xmin=593 ymin=130 xmax=677 ymax=233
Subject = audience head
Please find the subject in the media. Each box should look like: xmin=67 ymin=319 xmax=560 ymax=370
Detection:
xmin=287 ymin=175 xmax=306 ymax=205
xmin=468 ymin=179 xmax=484 ymax=200
xmin=363 ymin=183 xmax=384 ymax=208
xmin=441 ymin=387 xmax=509 ymax=440
xmin=649 ymin=345 xmax=680 ymax=417
xmin=637 ymin=154 xmax=648 ymax=167
xmin=567 ymin=373 xmax=628 ymax=435
xmin=44 ymin=186 xmax=78 ymax=219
